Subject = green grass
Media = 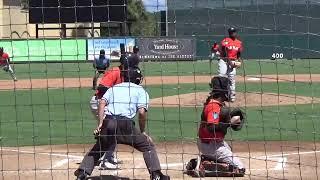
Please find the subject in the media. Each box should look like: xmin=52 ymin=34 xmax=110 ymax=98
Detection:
xmin=140 ymin=59 xmax=320 ymax=76
xmin=1 ymin=82 xmax=320 ymax=146
xmin=2 ymin=59 xmax=320 ymax=80
xmin=148 ymin=104 xmax=320 ymax=142
xmin=146 ymin=82 xmax=320 ymax=99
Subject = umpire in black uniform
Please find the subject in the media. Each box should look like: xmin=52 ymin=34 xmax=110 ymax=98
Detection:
xmin=75 ymin=68 xmax=170 ymax=180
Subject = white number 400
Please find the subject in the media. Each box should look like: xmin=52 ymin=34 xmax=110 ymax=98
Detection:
xmin=272 ymin=53 xmax=284 ymax=59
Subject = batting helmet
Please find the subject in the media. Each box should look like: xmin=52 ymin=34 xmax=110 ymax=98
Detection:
xmin=120 ymin=53 xmax=140 ymax=69
xmin=133 ymin=45 xmax=139 ymax=53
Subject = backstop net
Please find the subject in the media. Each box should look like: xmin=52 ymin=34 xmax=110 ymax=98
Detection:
xmin=0 ymin=0 xmax=319 ymax=179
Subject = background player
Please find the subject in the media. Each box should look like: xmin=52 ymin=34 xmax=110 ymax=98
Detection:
xmin=92 ymin=49 xmax=110 ymax=90
xmin=0 ymin=47 xmax=17 ymax=81
xmin=210 ymin=42 xmax=220 ymax=60
xmin=75 ymin=68 xmax=170 ymax=180
xmin=219 ymin=27 xmax=243 ymax=102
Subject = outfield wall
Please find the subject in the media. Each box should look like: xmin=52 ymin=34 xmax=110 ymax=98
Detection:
xmin=0 ymin=36 xmax=319 ymax=63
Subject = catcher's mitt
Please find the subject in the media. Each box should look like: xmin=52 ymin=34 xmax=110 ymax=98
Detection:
xmin=230 ymin=108 xmax=245 ymax=131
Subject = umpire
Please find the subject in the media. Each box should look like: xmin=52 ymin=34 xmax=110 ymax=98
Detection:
xmin=75 ymin=68 xmax=170 ymax=180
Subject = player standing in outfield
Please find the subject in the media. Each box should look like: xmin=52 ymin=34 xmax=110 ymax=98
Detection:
xmin=92 ymin=49 xmax=110 ymax=90
xmin=0 ymin=47 xmax=17 ymax=81
xmin=218 ymin=27 xmax=243 ymax=102
xmin=186 ymin=76 xmax=245 ymax=177
xmin=75 ymin=69 xmax=170 ymax=180
xmin=89 ymin=45 xmax=140 ymax=169
xmin=210 ymin=42 xmax=220 ymax=60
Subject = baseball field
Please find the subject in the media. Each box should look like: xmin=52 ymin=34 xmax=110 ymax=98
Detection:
xmin=1 ymin=59 xmax=320 ymax=179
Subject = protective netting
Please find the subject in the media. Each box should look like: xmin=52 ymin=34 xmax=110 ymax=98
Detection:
xmin=0 ymin=0 xmax=320 ymax=180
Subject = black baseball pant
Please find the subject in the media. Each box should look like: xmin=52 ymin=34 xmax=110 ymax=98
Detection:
xmin=78 ymin=116 xmax=161 ymax=175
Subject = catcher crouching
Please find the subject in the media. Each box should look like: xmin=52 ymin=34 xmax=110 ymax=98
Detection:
xmin=186 ymin=76 xmax=246 ymax=177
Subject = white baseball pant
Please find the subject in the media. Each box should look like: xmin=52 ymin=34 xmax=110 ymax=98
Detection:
xmin=218 ymin=59 xmax=236 ymax=101
xmin=2 ymin=64 xmax=17 ymax=81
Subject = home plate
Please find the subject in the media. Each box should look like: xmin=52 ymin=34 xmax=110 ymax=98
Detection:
xmin=247 ymin=77 xmax=261 ymax=81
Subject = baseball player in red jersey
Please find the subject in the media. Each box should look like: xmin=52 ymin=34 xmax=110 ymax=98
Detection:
xmin=0 ymin=47 xmax=17 ymax=81
xmin=186 ymin=76 xmax=245 ymax=177
xmin=219 ymin=27 xmax=243 ymax=102
xmin=211 ymin=42 xmax=220 ymax=60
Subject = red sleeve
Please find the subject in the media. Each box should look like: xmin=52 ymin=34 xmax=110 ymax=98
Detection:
xmin=221 ymin=38 xmax=229 ymax=47
xmin=205 ymin=103 xmax=221 ymax=124
xmin=2 ymin=53 xmax=9 ymax=60
xmin=100 ymin=68 xmax=118 ymax=88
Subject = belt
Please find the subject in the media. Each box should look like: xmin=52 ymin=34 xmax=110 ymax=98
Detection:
xmin=105 ymin=115 xmax=132 ymax=121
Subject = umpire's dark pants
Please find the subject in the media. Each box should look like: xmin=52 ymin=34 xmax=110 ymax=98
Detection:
xmin=78 ymin=116 xmax=161 ymax=175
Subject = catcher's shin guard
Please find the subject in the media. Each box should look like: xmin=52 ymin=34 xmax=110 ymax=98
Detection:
xmin=186 ymin=156 xmax=205 ymax=177
xmin=186 ymin=155 xmax=245 ymax=177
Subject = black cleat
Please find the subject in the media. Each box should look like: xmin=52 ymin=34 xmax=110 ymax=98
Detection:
xmin=151 ymin=171 xmax=170 ymax=180
xmin=74 ymin=169 xmax=88 ymax=180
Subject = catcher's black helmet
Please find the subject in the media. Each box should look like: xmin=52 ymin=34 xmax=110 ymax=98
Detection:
xmin=123 ymin=67 xmax=143 ymax=85
xmin=228 ymin=27 xmax=237 ymax=34
xmin=0 ymin=47 xmax=3 ymax=52
xmin=209 ymin=76 xmax=231 ymax=101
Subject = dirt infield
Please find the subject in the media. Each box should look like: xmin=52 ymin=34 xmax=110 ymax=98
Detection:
xmin=150 ymin=92 xmax=320 ymax=108
xmin=1 ymin=74 xmax=320 ymax=90
xmin=1 ymin=141 xmax=320 ymax=180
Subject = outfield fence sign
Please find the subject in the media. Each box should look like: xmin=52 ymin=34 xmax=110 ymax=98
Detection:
xmin=0 ymin=39 xmax=86 ymax=62
xmin=137 ymin=38 xmax=195 ymax=60
xmin=87 ymin=38 xmax=135 ymax=61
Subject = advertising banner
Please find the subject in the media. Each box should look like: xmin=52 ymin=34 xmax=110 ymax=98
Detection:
xmin=0 ymin=39 xmax=86 ymax=62
xmin=137 ymin=38 xmax=195 ymax=60
xmin=87 ymin=38 xmax=135 ymax=61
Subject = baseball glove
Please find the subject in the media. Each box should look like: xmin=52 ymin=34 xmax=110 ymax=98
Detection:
xmin=229 ymin=60 xmax=242 ymax=68
xmin=2 ymin=66 xmax=9 ymax=72
xmin=230 ymin=108 xmax=245 ymax=131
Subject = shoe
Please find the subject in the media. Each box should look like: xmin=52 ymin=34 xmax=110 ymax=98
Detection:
xmin=110 ymin=157 xmax=123 ymax=164
xmin=14 ymin=78 xmax=18 ymax=82
xmin=151 ymin=171 xmax=170 ymax=180
xmin=74 ymin=169 xmax=87 ymax=180
xmin=99 ymin=161 xmax=119 ymax=170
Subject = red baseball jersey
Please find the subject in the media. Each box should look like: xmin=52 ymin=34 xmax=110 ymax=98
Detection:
xmin=95 ymin=66 xmax=123 ymax=98
xmin=0 ymin=53 xmax=9 ymax=65
xmin=221 ymin=37 xmax=243 ymax=60
xmin=198 ymin=99 xmax=225 ymax=143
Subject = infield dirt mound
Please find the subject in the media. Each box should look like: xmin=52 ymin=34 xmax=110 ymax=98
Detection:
xmin=150 ymin=92 xmax=320 ymax=107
